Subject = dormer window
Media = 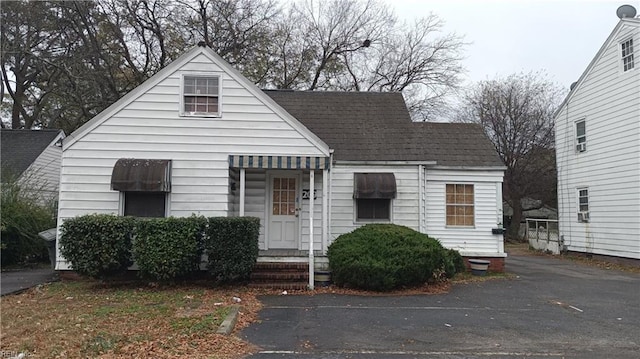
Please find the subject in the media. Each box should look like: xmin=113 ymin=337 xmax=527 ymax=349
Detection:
xmin=621 ymin=38 xmax=634 ymax=72
xmin=182 ymin=75 xmax=221 ymax=116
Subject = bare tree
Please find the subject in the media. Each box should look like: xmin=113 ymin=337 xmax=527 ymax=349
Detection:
xmin=337 ymin=15 xmax=465 ymax=119
xmin=457 ymin=72 xmax=563 ymax=240
xmin=1 ymin=0 xmax=466 ymax=131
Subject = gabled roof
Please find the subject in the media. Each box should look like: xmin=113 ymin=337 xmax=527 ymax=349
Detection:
xmin=554 ymin=17 xmax=640 ymax=119
xmin=264 ymin=90 xmax=503 ymax=167
xmin=1 ymin=129 xmax=64 ymax=179
xmin=64 ymin=46 xmax=329 ymax=155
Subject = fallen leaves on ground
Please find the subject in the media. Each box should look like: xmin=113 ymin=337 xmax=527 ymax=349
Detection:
xmin=0 ymin=280 xmax=263 ymax=359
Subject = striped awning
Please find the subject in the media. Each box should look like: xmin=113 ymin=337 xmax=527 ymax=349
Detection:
xmin=229 ymin=155 xmax=330 ymax=169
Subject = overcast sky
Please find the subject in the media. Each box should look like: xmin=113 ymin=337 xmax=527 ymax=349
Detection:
xmin=389 ymin=0 xmax=637 ymax=89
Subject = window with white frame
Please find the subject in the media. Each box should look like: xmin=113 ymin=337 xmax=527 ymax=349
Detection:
xmin=182 ymin=75 xmax=220 ymax=116
xmin=446 ymin=184 xmax=474 ymax=226
xmin=576 ymin=120 xmax=586 ymax=152
xmin=621 ymin=38 xmax=634 ymax=72
xmin=577 ymin=188 xmax=589 ymax=222
xmin=353 ymin=173 xmax=396 ymax=222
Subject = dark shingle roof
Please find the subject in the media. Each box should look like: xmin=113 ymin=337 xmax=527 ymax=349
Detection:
xmin=1 ymin=129 xmax=62 ymax=180
xmin=264 ymin=90 xmax=503 ymax=167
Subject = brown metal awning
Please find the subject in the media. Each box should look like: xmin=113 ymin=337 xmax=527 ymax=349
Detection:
xmin=111 ymin=159 xmax=171 ymax=192
xmin=353 ymin=173 xmax=396 ymax=199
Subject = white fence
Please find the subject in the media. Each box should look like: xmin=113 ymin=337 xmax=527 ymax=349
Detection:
xmin=526 ymin=219 xmax=560 ymax=254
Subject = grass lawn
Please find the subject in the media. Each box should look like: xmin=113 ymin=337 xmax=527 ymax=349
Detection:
xmin=0 ymin=279 xmax=262 ymax=358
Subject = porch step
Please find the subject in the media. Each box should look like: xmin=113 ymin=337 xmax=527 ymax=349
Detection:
xmin=248 ymin=282 xmax=309 ymax=290
xmin=250 ymin=262 xmax=309 ymax=290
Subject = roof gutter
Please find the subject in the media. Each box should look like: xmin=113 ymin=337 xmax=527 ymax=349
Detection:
xmin=334 ymin=160 xmax=437 ymax=166
xmin=428 ymin=165 xmax=507 ymax=171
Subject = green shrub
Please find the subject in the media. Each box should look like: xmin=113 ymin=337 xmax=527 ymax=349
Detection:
xmin=444 ymin=248 xmax=466 ymax=277
xmin=0 ymin=171 xmax=57 ymax=266
xmin=132 ymin=216 xmax=207 ymax=281
xmin=327 ymin=224 xmax=464 ymax=291
xmin=59 ymin=214 xmax=136 ymax=278
xmin=204 ymin=217 xmax=260 ymax=283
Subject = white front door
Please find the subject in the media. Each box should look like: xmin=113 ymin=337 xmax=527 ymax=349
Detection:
xmin=268 ymin=174 xmax=299 ymax=249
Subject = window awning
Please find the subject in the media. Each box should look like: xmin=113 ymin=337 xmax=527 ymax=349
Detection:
xmin=353 ymin=173 xmax=396 ymax=199
xmin=229 ymin=155 xmax=330 ymax=170
xmin=111 ymin=159 xmax=171 ymax=192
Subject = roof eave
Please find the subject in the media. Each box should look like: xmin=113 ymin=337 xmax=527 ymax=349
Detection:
xmin=554 ymin=19 xmax=639 ymax=119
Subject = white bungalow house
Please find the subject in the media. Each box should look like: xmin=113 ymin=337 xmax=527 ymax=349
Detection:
xmin=1 ymin=129 xmax=65 ymax=203
xmin=55 ymin=45 xmax=507 ymax=279
xmin=554 ymin=15 xmax=640 ymax=261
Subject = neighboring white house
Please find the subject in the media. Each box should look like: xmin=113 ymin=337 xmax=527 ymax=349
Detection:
xmin=1 ymin=129 xmax=65 ymax=202
xmin=56 ymin=45 xmax=506 ymax=272
xmin=555 ymin=16 xmax=640 ymax=260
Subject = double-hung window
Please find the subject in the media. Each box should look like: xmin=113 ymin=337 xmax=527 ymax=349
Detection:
xmin=182 ymin=75 xmax=221 ymax=116
xmin=446 ymin=184 xmax=474 ymax=227
xmin=577 ymin=188 xmax=589 ymax=222
xmin=576 ymin=120 xmax=586 ymax=152
xmin=621 ymin=38 xmax=634 ymax=72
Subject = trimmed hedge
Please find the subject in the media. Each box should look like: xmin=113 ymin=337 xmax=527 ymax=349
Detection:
xmin=132 ymin=216 xmax=207 ymax=281
xmin=327 ymin=224 xmax=464 ymax=291
xmin=59 ymin=214 xmax=136 ymax=278
xmin=59 ymin=215 xmax=260 ymax=282
xmin=205 ymin=217 xmax=260 ymax=283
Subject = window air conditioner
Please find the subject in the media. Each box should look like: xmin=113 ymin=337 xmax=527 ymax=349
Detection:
xmin=576 ymin=142 xmax=586 ymax=152
xmin=578 ymin=211 xmax=590 ymax=222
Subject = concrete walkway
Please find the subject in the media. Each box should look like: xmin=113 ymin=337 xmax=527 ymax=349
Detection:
xmin=1 ymin=268 xmax=58 ymax=296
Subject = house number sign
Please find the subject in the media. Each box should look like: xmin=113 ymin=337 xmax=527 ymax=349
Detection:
xmin=302 ymin=189 xmax=317 ymax=200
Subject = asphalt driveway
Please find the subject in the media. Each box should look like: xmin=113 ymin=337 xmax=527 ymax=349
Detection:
xmin=1 ymin=268 xmax=57 ymax=296
xmin=241 ymin=255 xmax=640 ymax=358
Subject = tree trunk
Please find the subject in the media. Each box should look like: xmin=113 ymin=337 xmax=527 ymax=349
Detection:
xmin=508 ymin=199 xmax=524 ymax=241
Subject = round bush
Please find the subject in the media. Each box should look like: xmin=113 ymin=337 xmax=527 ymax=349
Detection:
xmin=327 ymin=224 xmax=463 ymax=291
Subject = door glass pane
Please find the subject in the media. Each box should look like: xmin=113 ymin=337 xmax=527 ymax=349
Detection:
xmin=273 ymin=177 xmax=297 ymax=216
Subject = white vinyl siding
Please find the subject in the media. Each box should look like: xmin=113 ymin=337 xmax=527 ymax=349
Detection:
xmin=57 ymin=52 xmax=328 ymax=269
xmin=425 ymin=169 xmax=504 ymax=256
xmin=20 ymin=137 xmax=63 ymax=203
xmin=555 ymin=21 xmax=640 ymax=259
xmin=329 ymin=165 xmax=420 ymax=241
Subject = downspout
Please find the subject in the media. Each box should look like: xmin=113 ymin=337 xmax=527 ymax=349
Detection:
xmin=327 ymin=149 xmax=334 ymax=248
xmin=322 ymin=167 xmax=328 ymax=255
xmin=239 ymin=168 xmax=246 ymax=216
xmin=308 ymin=169 xmax=315 ymax=290
xmin=418 ymin=164 xmax=424 ymax=233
